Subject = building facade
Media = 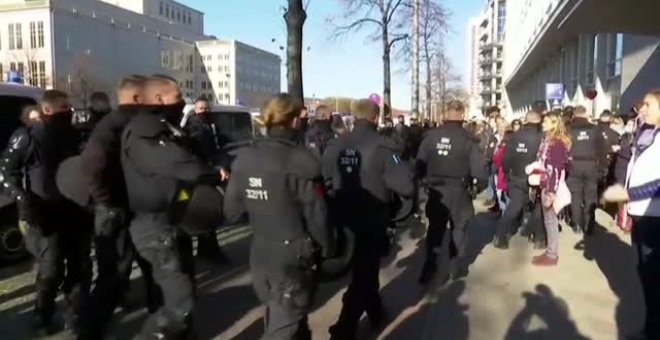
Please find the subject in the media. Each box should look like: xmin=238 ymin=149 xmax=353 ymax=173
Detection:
xmin=504 ymin=0 xmax=660 ymax=118
xmin=0 ymin=0 xmax=280 ymax=109
xmin=468 ymin=0 xmax=508 ymax=114
xmin=197 ymin=39 xmax=280 ymax=108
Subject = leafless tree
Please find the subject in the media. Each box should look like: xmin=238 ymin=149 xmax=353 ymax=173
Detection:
xmin=432 ymin=50 xmax=464 ymax=121
xmin=57 ymin=50 xmax=100 ymax=108
xmin=399 ymin=0 xmax=448 ymax=119
xmin=8 ymin=49 xmax=50 ymax=88
xmin=330 ymin=0 xmax=409 ymax=121
xmin=284 ymin=0 xmax=310 ymax=106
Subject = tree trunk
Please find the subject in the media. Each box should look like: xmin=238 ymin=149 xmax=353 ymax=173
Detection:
xmin=382 ymin=21 xmax=392 ymax=124
xmin=284 ymin=0 xmax=307 ymax=106
xmin=425 ymin=55 xmax=432 ymax=120
xmin=412 ymin=0 xmax=420 ymax=118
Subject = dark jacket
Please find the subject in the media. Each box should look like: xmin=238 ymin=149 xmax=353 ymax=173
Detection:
xmin=304 ymin=119 xmax=336 ymax=159
xmin=503 ymin=123 xmax=543 ymax=188
xmin=223 ymin=127 xmax=334 ymax=257
xmin=0 ymin=116 xmax=81 ymax=223
xmin=80 ymin=105 xmax=142 ymax=207
xmin=323 ymin=120 xmax=414 ymax=231
xmin=121 ymin=112 xmax=216 ymax=214
xmin=183 ymin=113 xmax=224 ymax=166
xmin=416 ymin=121 xmax=488 ymax=192
xmin=569 ymin=118 xmax=606 ymax=163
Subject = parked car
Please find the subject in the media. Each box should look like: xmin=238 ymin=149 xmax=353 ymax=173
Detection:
xmin=0 ymin=83 xmax=43 ymax=263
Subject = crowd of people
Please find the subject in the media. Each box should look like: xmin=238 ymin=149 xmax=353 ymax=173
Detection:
xmin=1 ymin=74 xmax=660 ymax=340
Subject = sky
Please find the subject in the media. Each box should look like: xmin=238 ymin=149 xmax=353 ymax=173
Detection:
xmin=185 ymin=0 xmax=483 ymax=110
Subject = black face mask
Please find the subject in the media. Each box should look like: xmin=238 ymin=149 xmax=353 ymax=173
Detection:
xmin=147 ymin=101 xmax=185 ymax=126
xmin=43 ymin=111 xmax=73 ymax=127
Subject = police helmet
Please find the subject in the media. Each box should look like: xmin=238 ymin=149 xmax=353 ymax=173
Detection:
xmin=318 ymin=225 xmax=356 ymax=282
xmin=56 ymin=156 xmax=92 ymax=207
xmin=169 ymin=184 xmax=224 ymax=236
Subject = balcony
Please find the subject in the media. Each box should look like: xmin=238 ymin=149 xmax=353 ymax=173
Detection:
xmin=495 ymin=86 xmax=503 ymax=93
xmin=479 ymin=72 xmax=494 ymax=80
xmin=479 ymin=57 xmax=494 ymax=65
xmin=479 ymin=41 xmax=502 ymax=50
xmin=481 ymin=87 xmax=493 ymax=95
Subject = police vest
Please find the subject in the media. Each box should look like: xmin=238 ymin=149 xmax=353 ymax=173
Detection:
xmin=570 ymin=124 xmax=599 ymax=161
xmin=425 ymin=127 xmax=471 ymax=180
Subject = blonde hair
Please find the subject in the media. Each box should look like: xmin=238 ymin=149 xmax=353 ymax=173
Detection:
xmin=544 ymin=112 xmax=572 ymax=149
xmin=263 ymin=93 xmax=301 ymax=127
xmin=647 ymin=89 xmax=660 ymax=103
xmin=351 ymin=99 xmax=379 ymax=120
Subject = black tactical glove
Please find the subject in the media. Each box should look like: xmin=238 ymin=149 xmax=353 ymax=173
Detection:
xmin=94 ymin=205 xmax=128 ymax=237
xmin=16 ymin=194 xmax=43 ymax=226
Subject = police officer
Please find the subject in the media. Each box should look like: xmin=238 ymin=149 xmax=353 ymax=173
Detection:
xmin=224 ymin=93 xmax=335 ymax=339
xmin=78 ymin=75 xmax=161 ymax=338
xmin=304 ymin=104 xmax=336 ymax=159
xmin=596 ymin=111 xmax=621 ymax=189
xmin=493 ymin=111 xmax=544 ymax=249
xmin=323 ymin=99 xmax=414 ymax=339
xmin=182 ymin=97 xmax=231 ymax=264
xmin=75 ymin=92 xmax=112 ymax=148
xmin=121 ymin=75 xmax=220 ymax=339
xmin=417 ymin=100 xmax=488 ymax=285
xmin=0 ymin=90 xmax=91 ymax=336
xmin=567 ymin=105 xmax=606 ymax=235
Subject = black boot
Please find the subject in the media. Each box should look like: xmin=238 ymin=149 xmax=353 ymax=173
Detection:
xmin=493 ymin=237 xmax=509 ymax=250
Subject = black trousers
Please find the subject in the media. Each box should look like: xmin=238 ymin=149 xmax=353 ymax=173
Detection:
xmin=331 ymin=230 xmax=386 ymax=338
xmin=567 ymin=160 xmax=598 ymax=231
xmin=23 ymin=207 xmax=92 ymax=322
xmin=129 ymin=213 xmax=194 ymax=339
xmin=81 ymin=216 xmax=161 ymax=339
xmin=632 ymin=216 xmax=660 ymax=338
xmin=494 ymin=184 xmax=528 ymax=241
xmin=425 ymin=186 xmax=474 ymax=260
xmin=251 ymin=240 xmax=315 ymax=340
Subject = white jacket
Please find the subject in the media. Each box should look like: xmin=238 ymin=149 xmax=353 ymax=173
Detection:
xmin=626 ymin=129 xmax=660 ymax=217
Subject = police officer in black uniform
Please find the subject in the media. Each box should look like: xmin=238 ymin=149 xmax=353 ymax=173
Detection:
xmin=224 ymin=93 xmax=335 ymax=339
xmin=304 ymin=104 xmax=336 ymax=159
xmin=323 ymin=99 xmax=414 ymax=339
xmin=0 ymin=90 xmax=91 ymax=336
xmin=493 ymin=111 xmax=544 ymax=249
xmin=417 ymin=100 xmax=488 ymax=285
xmin=78 ymin=75 xmax=162 ymax=339
xmin=121 ymin=75 xmax=220 ymax=339
xmin=567 ymin=105 xmax=606 ymax=235
xmin=596 ymin=111 xmax=621 ymax=192
xmin=182 ymin=97 xmax=232 ymax=264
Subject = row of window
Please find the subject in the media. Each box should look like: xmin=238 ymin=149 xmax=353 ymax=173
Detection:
xmin=159 ymin=1 xmax=194 ymax=26
xmin=0 ymin=22 xmax=45 ymax=51
xmin=0 ymin=61 xmax=47 ymax=88
xmin=203 ymin=54 xmax=230 ymax=61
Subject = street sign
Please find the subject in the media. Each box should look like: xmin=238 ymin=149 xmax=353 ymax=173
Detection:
xmin=545 ymin=83 xmax=565 ymax=101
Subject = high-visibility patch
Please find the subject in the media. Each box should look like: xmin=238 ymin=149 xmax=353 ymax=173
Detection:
xmin=177 ymin=189 xmax=191 ymax=202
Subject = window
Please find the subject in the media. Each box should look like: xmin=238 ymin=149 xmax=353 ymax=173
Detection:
xmin=165 ymin=5 xmax=170 ymax=18
xmin=160 ymin=50 xmax=171 ymax=68
xmin=186 ymin=54 xmax=193 ymax=72
xmin=176 ymin=10 xmax=181 ymax=22
xmin=17 ymin=62 xmax=24 ymax=75
xmin=37 ymin=21 xmax=44 ymax=47
xmin=8 ymin=24 xmax=14 ymax=50
xmin=607 ymin=33 xmax=623 ymax=78
xmin=30 ymin=22 xmax=36 ymax=49
xmin=16 ymin=23 xmax=22 ymax=49
xmin=201 ymin=66 xmax=206 ymax=73
xmin=159 ymin=2 xmax=163 ymax=15
xmin=29 ymin=61 xmax=37 ymax=85
xmin=10 ymin=62 xmax=16 ymax=71
xmin=0 ymin=64 xmax=3 ymax=79
xmin=585 ymin=34 xmax=596 ymax=85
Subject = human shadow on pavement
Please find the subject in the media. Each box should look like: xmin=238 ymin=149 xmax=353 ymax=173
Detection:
xmin=464 ymin=212 xmax=497 ymax=270
xmin=380 ymin=280 xmax=469 ymax=340
xmin=503 ymin=284 xmax=590 ymax=340
xmin=582 ymin=224 xmax=643 ymax=338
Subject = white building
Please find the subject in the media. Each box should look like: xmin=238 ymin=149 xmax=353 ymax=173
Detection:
xmin=467 ymin=0 xmax=508 ymax=115
xmin=197 ymin=39 xmax=281 ymax=108
xmin=466 ymin=16 xmax=482 ymax=112
xmin=504 ymin=0 xmax=660 ymax=118
xmin=0 ymin=0 xmax=280 ymax=109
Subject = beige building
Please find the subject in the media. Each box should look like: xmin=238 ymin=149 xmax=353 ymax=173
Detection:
xmin=504 ymin=0 xmax=660 ymax=118
xmin=0 ymin=0 xmax=280 ymax=109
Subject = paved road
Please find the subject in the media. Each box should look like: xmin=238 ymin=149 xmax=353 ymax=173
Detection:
xmin=0 ymin=202 xmax=644 ymax=339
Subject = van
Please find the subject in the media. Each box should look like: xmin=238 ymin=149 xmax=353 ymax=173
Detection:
xmin=0 ymin=83 xmax=43 ymax=263
xmin=180 ymin=104 xmax=256 ymax=144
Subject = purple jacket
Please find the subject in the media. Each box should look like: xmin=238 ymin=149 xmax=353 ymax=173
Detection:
xmin=538 ymin=137 xmax=570 ymax=194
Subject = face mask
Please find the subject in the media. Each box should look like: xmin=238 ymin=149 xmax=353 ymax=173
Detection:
xmin=44 ymin=111 xmax=73 ymax=126
xmin=158 ymin=101 xmax=186 ymax=125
